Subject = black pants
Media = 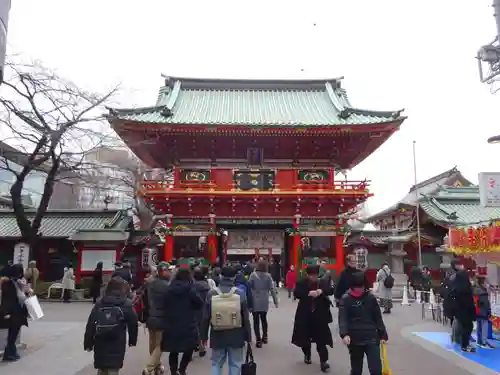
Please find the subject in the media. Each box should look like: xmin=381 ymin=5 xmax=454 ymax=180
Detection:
xmin=348 ymin=344 xmax=382 ymax=375
xmin=63 ymin=289 xmax=71 ymax=302
xmin=3 ymin=325 xmax=21 ymax=359
xmin=459 ymin=319 xmax=474 ymax=349
xmin=168 ymin=350 xmax=193 ymax=373
xmin=252 ymin=311 xmax=268 ymax=341
xmin=302 ymin=343 xmax=328 ymax=362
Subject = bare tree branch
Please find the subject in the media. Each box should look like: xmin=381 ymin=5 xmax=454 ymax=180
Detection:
xmin=0 ymin=58 xmax=120 ymax=244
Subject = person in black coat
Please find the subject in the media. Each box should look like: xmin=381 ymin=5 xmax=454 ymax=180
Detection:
xmin=84 ymin=277 xmax=138 ymax=373
xmin=292 ymin=265 xmax=334 ymax=373
xmin=161 ymin=268 xmax=204 ymax=375
xmin=451 ymin=269 xmax=477 ymax=352
xmin=0 ymin=264 xmax=29 ymax=362
xmin=338 ymin=271 xmax=388 ymax=375
xmin=90 ymin=262 xmax=104 ymax=304
xmin=334 ymin=255 xmax=369 ymax=304
xmin=193 ymin=268 xmax=211 ymax=356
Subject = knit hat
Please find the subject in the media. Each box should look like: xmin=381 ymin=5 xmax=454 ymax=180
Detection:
xmin=157 ymin=261 xmax=170 ymax=270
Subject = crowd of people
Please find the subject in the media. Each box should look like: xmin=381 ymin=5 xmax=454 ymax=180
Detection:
xmin=78 ymin=255 xmax=391 ymax=375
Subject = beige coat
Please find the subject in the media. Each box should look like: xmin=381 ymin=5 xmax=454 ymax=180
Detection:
xmin=62 ymin=267 xmax=75 ymax=290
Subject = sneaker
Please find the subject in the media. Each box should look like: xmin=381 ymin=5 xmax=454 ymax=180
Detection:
xmin=262 ymin=336 xmax=268 ymax=344
xmin=155 ymin=365 xmax=165 ymax=374
xmin=320 ymin=362 xmax=330 ymax=372
xmin=480 ymin=342 xmax=496 ymax=349
xmin=304 ymin=355 xmax=312 ymax=364
xmin=255 ymin=340 xmax=262 ymax=348
xmin=461 ymin=346 xmax=476 ymax=353
xmin=2 ymin=356 xmax=19 ymax=362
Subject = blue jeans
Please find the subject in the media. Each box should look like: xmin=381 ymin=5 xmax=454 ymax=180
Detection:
xmin=211 ymin=347 xmax=244 ymax=375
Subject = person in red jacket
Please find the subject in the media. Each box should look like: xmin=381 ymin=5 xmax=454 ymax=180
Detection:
xmin=286 ymin=265 xmax=298 ymax=299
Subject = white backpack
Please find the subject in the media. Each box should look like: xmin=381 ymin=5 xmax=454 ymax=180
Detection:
xmin=211 ymin=287 xmax=242 ymax=331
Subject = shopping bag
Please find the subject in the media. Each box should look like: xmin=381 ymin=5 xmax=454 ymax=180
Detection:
xmin=381 ymin=343 xmax=392 ymax=375
xmin=241 ymin=344 xmax=256 ymax=375
xmin=25 ymin=295 xmax=44 ymax=320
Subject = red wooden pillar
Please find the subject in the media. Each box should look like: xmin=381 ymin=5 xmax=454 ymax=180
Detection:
xmin=76 ymin=244 xmax=83 ymax=284
xmin=208 ymin=214 xmax=217 ymax=264
xmin=335 ymin=219 xmax=345 ymax=274
xmin=163 ymin=214 xmax=174 ymax=262
xmin=292 ymin=214 xmax=301 ymax=269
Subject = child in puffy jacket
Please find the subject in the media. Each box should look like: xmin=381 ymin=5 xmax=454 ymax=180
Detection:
xmin=474 ymin=275 xmax=494 ymax=349
xmin=285 ymin=266 xmax=298 ymax=299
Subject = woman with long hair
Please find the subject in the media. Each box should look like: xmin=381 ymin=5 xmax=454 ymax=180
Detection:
xmin=248 ymin=259 xmax=278 ymax=347
xmin=161 ymin=268 xmax=204 ymax=375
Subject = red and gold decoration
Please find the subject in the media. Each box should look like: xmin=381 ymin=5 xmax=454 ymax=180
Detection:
xmin=448 ymin=225 xmax=500 ymax=254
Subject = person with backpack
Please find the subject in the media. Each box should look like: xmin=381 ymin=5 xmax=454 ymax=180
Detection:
xmin=248 ymin=259 xmax=278 ymax=347
xmin=142 ymin=262 xmax=171 ymax=375
xmin=201 ymin=265 xmax=252 ymax=375
xmin=84 ymin=277 xmax=138 ymax=375
xmin=375 ymin=262 xmax=394 ymax=314
xmin=338 ymin=271 xmax=388 ymax=375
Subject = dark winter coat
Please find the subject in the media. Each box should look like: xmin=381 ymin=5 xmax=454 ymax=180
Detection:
xmin=112 ymin=267 xmax=132 ymax=284
xmin=291 ymin=277 xmax=334 ymax=348
xmin=338 ymin=289 xmax=388 ymax=346
xmin=450 ymin=270 xmax=476 ymax=322
xmin=270 ymin=262 xmax=281 ymax=282
xmin=334 ymin=266 xmax=369 ymax=301
xmin=83 ymin=293 xmax=138 ymax=370
xmin=161 ymin=280 xmax=204 ymax=353
xmin=0 ymin=279 xmax=28 ymax=329
xmin=441 ymin=270 xmax=456 ymax=319
xmin=90 ymin=268 xmax=103 ymax=300
xmin=474 ymin=285 xmax=491 ymax=319
xmin=193 ymin=279 xmax=211 ymax=328
xmin=146 ymin=276 xmax=170 ymax=330
xmin=201 ymin=277 xmax=252 ymax=349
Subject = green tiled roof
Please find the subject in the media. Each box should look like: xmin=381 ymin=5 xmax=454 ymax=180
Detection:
xmin=420 ymin=186 xmax=500 ymax=225
xmin=0 ymin=209 xmax=131 ymax=238
xmin=109 ymin=77 xmax=404 ymax=127
xmin=365 ymin=167 xmax=472 ymax=222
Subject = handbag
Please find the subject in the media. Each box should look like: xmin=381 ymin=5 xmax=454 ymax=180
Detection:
xmin=241 ymin=344 xmax=256 ymax=375
xmin=381 ymin=343 xmax=392 ymax=375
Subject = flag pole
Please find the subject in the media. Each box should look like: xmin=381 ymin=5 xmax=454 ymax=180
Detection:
xmin=413 ymin=140 xmax=423 ymax=266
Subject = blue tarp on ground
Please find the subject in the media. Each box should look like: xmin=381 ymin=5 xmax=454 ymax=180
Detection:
xmin=413 ymin=331 xmax=500 ymax=372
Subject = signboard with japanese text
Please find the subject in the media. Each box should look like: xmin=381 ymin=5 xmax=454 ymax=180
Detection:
xmin=13 ymin=243 xmax=29 ymax=270
xmin=479 ymin=172 xmax=500 ymax=207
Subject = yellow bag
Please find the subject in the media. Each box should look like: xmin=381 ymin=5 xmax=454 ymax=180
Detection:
xmin=381 ymin=343 xmax=392 ymax=375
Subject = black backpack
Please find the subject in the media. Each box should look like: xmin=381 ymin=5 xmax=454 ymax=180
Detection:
xmin=383 ymin=270 xmax=395 ymax=289
xmin=95 ymin=306 xmax=124 ymax=339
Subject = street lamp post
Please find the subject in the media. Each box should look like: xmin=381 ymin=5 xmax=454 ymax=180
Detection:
xmin=477 ymin=0 xmax=500 ymax=90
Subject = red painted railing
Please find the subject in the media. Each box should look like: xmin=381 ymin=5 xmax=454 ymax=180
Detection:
xmin=141 ymin=179 xmax=369 ymax=192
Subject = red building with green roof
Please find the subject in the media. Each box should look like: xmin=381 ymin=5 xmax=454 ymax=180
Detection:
xmin=109 ymin=76 xmax=405 ymax=274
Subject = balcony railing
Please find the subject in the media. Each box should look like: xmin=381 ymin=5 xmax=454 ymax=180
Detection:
xmin=141 ymin=179 xmax=369 ymax=193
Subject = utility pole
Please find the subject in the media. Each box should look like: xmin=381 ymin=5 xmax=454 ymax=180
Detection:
xmin=0 ymin=0 xmax=11 ymax=84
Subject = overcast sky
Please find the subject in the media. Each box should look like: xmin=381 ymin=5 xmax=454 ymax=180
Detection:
xmin=6 ymin=0 xmax=500 ymax=215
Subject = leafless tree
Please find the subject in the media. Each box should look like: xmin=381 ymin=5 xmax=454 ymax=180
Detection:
xmin=0 ymin=59 xmax=118 ymax=245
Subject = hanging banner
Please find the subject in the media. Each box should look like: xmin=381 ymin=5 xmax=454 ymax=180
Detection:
xmin=448 ymin=226 xmax=500 ymax=254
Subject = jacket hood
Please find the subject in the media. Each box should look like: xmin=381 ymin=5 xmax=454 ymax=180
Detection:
xmin=195 ymin=279 xmax=210 ymax=293
xmin=220 ymin=277 xmax=235 ymax=287
xmin=101 ymin=291 xmax=127 ymax=305
xmin=168 ymin=279 xmax=193 ymax=295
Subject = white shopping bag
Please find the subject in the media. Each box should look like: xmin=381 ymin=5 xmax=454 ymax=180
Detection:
xmin=25 ymin=295 xmax=44 ymax=320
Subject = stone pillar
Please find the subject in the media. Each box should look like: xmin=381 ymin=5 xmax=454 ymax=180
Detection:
xmin=387 ymin=243 xmax=408 ymax=298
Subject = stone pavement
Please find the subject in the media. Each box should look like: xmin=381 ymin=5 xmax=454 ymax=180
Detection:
xmin=0 ymin=293 xmax=497 ymax=375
